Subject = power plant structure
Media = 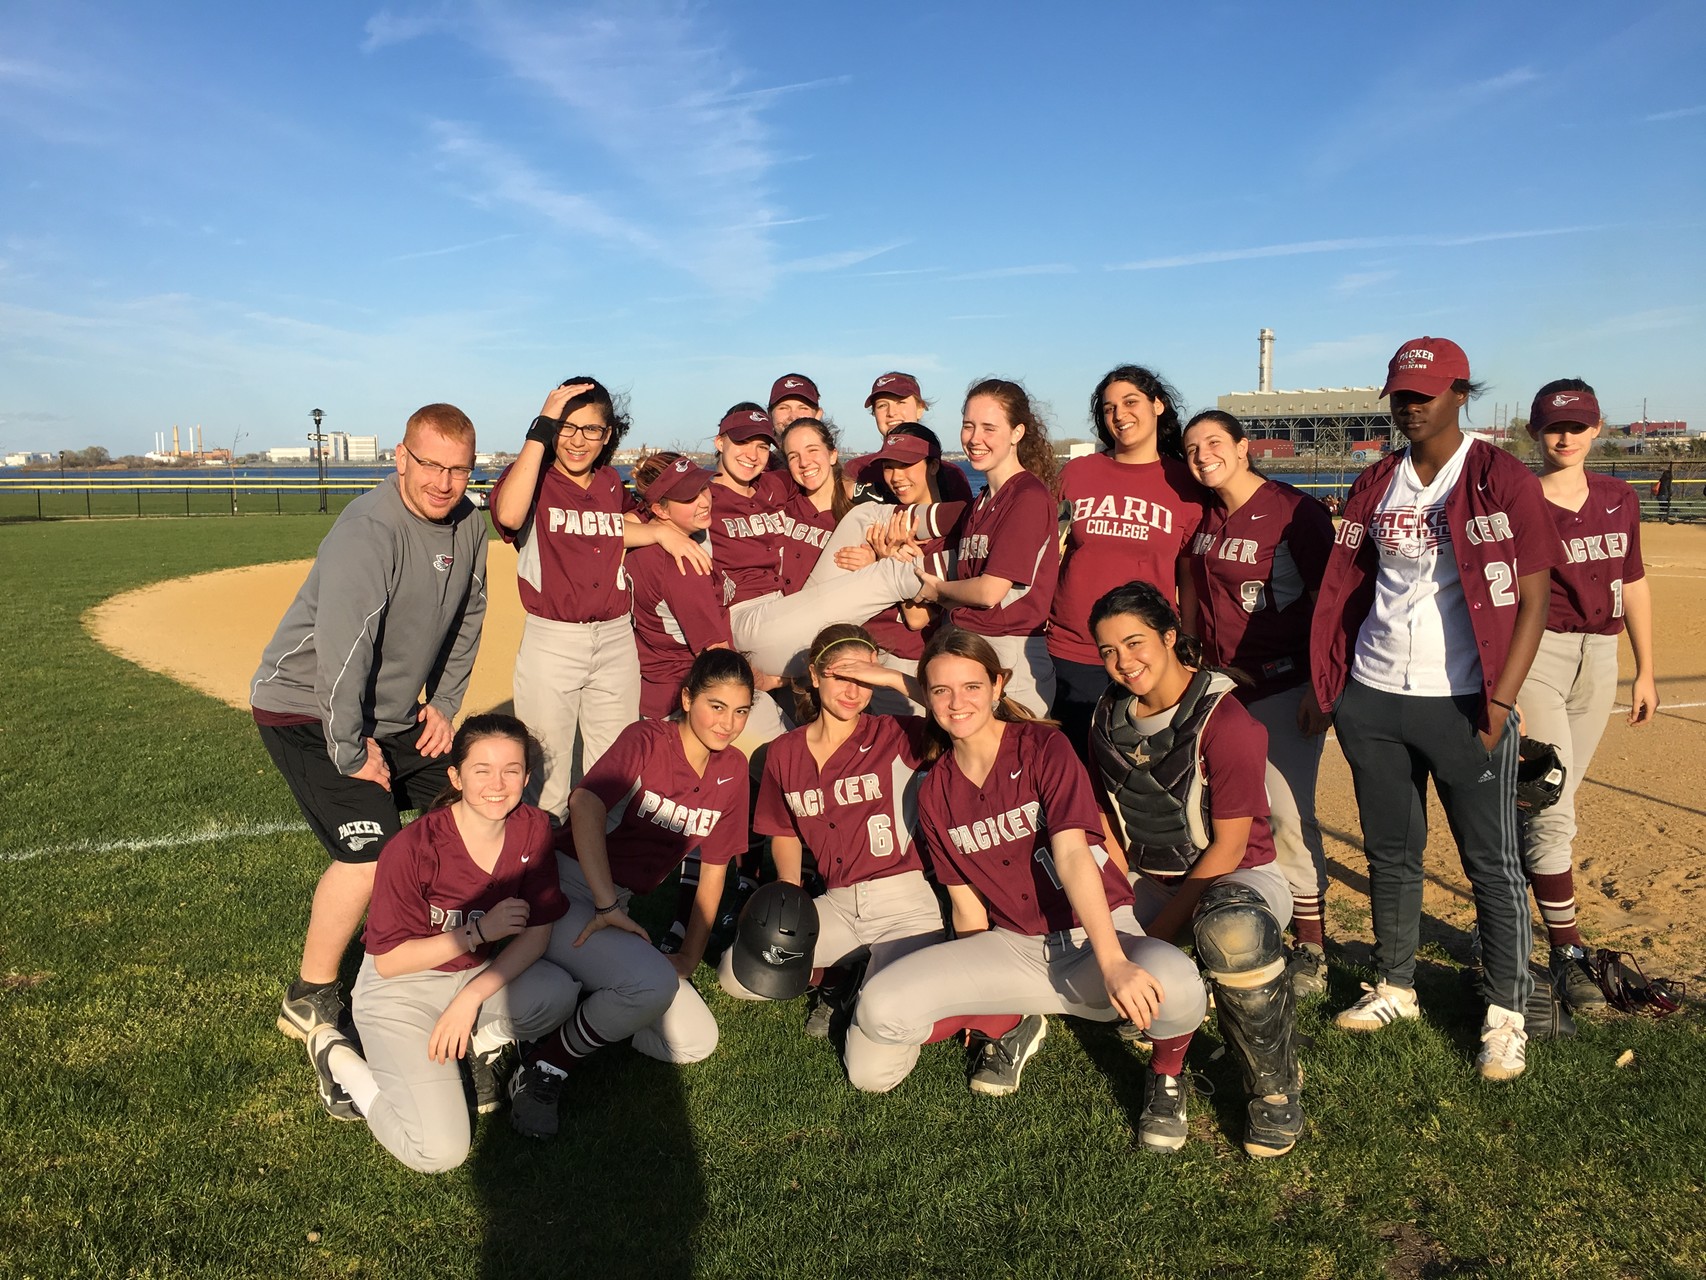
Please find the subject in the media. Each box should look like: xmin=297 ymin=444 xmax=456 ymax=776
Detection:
xmin=1218 ymin=329 xmax=1395 ymax=456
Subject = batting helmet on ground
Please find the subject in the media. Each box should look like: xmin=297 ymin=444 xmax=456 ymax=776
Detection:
xmin=729 ymin=882 xmax=820 ymax=1000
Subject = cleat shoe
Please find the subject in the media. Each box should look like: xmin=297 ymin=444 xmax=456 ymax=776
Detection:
xmin=1286 ymin=943 xmax=1328 ymax=1000
xmin=508 ymin=1059 xmax=568 ymax=1139
xmin=306 ymin=1024 xmax=362 ymax=1123
xmin=278 ymin=981 xmax=346 ymax=1043
xmin=1137 ymin=1070 xmax=1188 ymax=1153
xmin=969 ymin=1015 xmax=1048 ymax=1097
xmin=803 ymin=988 xmax=834 ymax=1040
xmin=1115 ymin=1019 xmax=1151 ymax=1047
xmin=1476 ymin=1004 xmax=1528 ymax=1081
xmin=469 ymin=1047 xmax=507 ymax=1115
xmin=1335 ymin=981 xmax=1420 ymax=1031
xmin=1244 ymin=1094 xmax=1303 ymax=1158
xmin=656 ymin=929 xmax=683 ymax=957
xmin=1550 ymin=945 xmax=1607 ymax=1014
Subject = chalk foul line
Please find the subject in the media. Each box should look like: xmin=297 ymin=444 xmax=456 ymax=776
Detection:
xmin=1 ymin=819 xmax=308 ymax=865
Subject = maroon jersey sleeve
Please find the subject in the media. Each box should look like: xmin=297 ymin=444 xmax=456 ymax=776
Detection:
xmin=1198 ymin=700 xmax=1271 ymax=821
xmin=364 ymin=819 xmax=436 ymax=956
xmin=1027 ymin=725 xmax=1107 ymax=840
xmin=753 ymin=739 xmax=798 ymax=840
xmin=488 ymin=461 xmax=529 ymax=545
xmin=938 ymin=463 xmax=974 ymax=504
xmin=515 ymin=807 xmax=570 ymax=927
xmin=579 ymin=722 xmax=651 ymax=811
xmin=975 ymin=478 xmax=1056 ymax=588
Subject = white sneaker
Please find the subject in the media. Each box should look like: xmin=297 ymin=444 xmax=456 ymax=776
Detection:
xmin=1476 ymin=1004 xmax=1528 ymax=1081
xmin=1334 ymin=981 xmax=1420 ymax=1031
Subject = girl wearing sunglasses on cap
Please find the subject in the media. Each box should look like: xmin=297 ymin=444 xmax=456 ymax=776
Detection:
xmin=1311 ymin=338 xmax=1561 ymax=1081
xmin=1515 ymin=380 xmax=1657 ymax=1013
xmin=489 ymin=378 xmax=711 ymax=821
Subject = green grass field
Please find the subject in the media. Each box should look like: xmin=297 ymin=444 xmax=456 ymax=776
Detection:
xmin=2 ymin=517 xmax=1702 ymax=1279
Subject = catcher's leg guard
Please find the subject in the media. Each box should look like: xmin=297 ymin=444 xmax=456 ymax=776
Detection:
xmin=1193 ymin=882 xmax=1303 ymax=1158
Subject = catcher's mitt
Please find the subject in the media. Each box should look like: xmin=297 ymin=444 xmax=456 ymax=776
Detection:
xmin=1515 ymin=737 xmax=1567 ymax=813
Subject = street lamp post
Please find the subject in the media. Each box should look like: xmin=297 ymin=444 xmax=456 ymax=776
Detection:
xmin=229 ymin=429 xmax=247 ymax=515
xmin=59 ymin=450 xmax=67 ymax=490
xmin=310 ymin=408 xmax=327 ymax=514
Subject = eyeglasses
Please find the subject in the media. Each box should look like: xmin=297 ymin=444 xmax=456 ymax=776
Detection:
xmin=551 ymin=422 xmax=611 ymax=443
xmin=1593 ymin=949 xmax=1685 ymax=1019
xmin=402 ymin=443 xmax=475 ymax=482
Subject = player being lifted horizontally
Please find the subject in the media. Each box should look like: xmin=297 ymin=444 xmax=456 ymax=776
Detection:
xmin=252 ymin=403 xmax=488 ymax=1045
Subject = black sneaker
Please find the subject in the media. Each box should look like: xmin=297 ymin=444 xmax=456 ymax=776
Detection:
xmin=508 ymin=1060 xmax=567 ymax=1140
xmin=1286 ymin=943 xmax=1328 ymax=1000
xmin=803 ymin=988 xmax=834 ymax=1039
xmin=968 ymin=1015 xmax=1048 ymax=1097
xmin=469 ymin=1047 xmax=507 ymax=1115
xmin=1550 ymin=945 xmax=1607 ymax=1013
xmin=1244 ymin=1093 xmax=1303 ymax=1158
xmin=1138 ymin=1070 xmax=1188 ymax=1153
xmin=657 ymin=929 xmax=684 ymax=957
xmin=1115 ymin=1019 xmax=1151 ymax=1046
xmin=306 ymin=1025 xmax=362 ymax=1123
xmin=278 ymin=981 xmax=345 ymax=1043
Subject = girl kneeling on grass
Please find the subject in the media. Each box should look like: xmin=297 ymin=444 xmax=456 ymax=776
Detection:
xmin=306 ymin=714 xmax=581 ymax=1173
xmin=504 ymin=650 xmax=755 ymax=1138
xmin=717 ymin=624 xmax=946 ymax=1038
xmin=843 ymin=627 xmax=1209 ymax=1143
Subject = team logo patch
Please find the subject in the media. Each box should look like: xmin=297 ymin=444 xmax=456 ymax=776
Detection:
xmin=1551 ymin=393 xmax=1580 ymax=408
xmin=762 ymin=944 xmax=804 ymax=965
xmin=782 ymin=379 xmax=804 ymax=390
xmin=337 ymin=819 xmax=385 ymax=852
xmin=432 ymin=552 xmax=455 ymax=572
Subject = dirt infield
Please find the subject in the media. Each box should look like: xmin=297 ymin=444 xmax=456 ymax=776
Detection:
xmin=85 ymin=526 xmax=1706 ymax=983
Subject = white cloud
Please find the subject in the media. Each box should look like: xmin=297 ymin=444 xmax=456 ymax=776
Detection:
xmin=1107 ymin=226 xmax=1599 ymax=272
xmin=1643 ymin=104 xmax=1706 ymax=122
xmin=945 ymin=263 xmax=1077 ymax=282
xmin=1310 ymin=66 xmax=1540 ymax=177
xmin=1333 ymin=270 xmax=1398 ymax=296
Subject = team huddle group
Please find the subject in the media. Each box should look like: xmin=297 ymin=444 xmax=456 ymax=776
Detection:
xmin=249 ymin=337 xmax=1657 ymax=1175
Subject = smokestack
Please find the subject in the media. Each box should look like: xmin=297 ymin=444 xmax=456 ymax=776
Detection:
xmin=1258 ymin=328 xmax=1275 ymax=393
xmin=172 ymin=425 xmax=180 ymax=455
xmin=196 ymin=424 xmax=203 ymax=457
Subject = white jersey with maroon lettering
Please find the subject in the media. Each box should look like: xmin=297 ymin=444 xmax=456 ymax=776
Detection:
xmin=1187 ymin=479 xmax=1333 ymax=700
xmin=916 ymin=720 xmax=1132 ymax=935
xmin=558 ymin=718 xmax=748 ymax=895
xmin=755 ymin=714 xmax=931 ymax=889
xmin=1050 ymin=454 xmax=1207 ymax=664
xmin=1545 ymin=471 xmax=1645 ymax=636
xmin=489 ymin=462 xmax=634 ymax=624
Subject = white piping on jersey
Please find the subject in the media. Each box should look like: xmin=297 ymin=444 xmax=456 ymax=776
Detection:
xmin=250 ymin=630 xmax=314 ymax=702
xmin=326 ymin=599 xmax=390 ymax=771
xmin=2 ymin=819 xmax=307 ymax=864
xmin=655 ymin=600 xmax=687 ymax=646
xmin=604 ymin=776 xmax=644 ymax=834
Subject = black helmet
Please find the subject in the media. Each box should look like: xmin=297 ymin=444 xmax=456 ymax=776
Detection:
xmin=730 ymin=882 xmax=820 ymax=1000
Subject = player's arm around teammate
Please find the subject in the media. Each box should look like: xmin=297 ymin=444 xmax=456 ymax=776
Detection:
xmin=1182 ymin=409 xmax=1338 ymax=997
xmin=842 ymin=627 xmax=1207 ymax=1129
xmin=914 ymin=379 xmax=1062 ymax=718
xmin=1086 ymin=582 xmax=1303 ymax=1158
xmin=716 ymin=626 xmax=946 ymax=1036
xmin=1515 ymin=380 xmax=1659 ymax=1013
xmin=502 ymin=651 xmax=756 ymax=1137
xmin=304 ymin=715 xmax=580 ymax=1172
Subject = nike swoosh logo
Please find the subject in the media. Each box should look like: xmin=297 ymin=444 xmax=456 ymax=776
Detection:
xmin=521 ymin=856 xmax=531 ymax=863
xmin=1477 ymin=481 xmax=1489 ymax=492
xmin=717 ymin=776 xmax=735 ymax=785
xmin=1010 ymin=769 xmax=1022 ymax=779
xmin=1248 ymin=513 xmax=1267 ymax=521
xmin=1605 ymin=506 xmax=1620 ymax=515
xmin=859 ymin=744 xmax=874 ymax=753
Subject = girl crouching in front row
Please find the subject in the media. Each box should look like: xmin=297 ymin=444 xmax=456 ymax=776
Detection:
xmin=843 ymin=627 xmax=1211 ymax=1151
xmin=305 ymin=714 xmax=581 ymax=1173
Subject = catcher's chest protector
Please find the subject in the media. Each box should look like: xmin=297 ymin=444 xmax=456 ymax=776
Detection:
xmin=1090 ymin=668 xmax=1225 ymax=875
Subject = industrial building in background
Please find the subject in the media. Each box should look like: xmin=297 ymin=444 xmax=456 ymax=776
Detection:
xmin=1217 ymin=328 xmax=1396 ymax=457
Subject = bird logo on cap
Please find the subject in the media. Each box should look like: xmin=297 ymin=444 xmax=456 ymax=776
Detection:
xmin=877 ymin=375 xmax=895 ymax=386
xmin=672 ymin=458 xmax=691 ymax=474
xmin=1552 ymin=393 xmax=1579 ymax=407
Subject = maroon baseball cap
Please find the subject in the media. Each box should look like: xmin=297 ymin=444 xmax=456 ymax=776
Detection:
xmin=643 ymin=455 xmax=715 ymax=506
xmin=857 ymin=431 xmax=938 ymax=479
xmin=768 ymin=373 xmax=820 ymax=410
xmin=1530 ymin=388 xmax=1601 ymax=432
xmin=1381 ymin=337 xmax=1471 ymax=398
xmin=864 ymin=371 xmax=922 ymax=407
xmin=717 ymin=406 xmax=776 ymax=443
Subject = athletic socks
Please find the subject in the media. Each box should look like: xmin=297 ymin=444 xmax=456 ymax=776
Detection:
xmin=1290 ymin=894 xmax=1325 ymax=949
xmin=324 ymin=1040 xmax=380 ymax=1115
xmin=1148 ymin=1032 xmax=1194 ymax=1077
xmin=1528 ymin=869 xmax=1584 ymax=948
xmin=288 ymin=977 xmax=338 ymax=1002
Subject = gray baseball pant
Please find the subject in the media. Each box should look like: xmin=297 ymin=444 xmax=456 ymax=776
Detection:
xmin=731 ymin=559 xmax=923 ymax=677
xmin=983 ymin=631 xmax=1056 ymax=720
xmin=1517 ymin=630 xmax=1619 ymax=877
xmin=543 ymin=854 xmax=720 ymax=1063
xmin=351 ymin=952 xmax=581 ymax=1173
xmin=1128 ymin=861 xmax=1293 ymax=931
xmin=843 ymin=905 xmax=1208 ymax=1093
xmin=1244 ymin=684 xmax=1329 ymax=905
xmin=717 ymin=869 xmax=946 ymax=1000
xmin=1333 ymin=678 xmax=1532 ymax=1012
xmin=514 ymin=614 xmax=641 ymax=820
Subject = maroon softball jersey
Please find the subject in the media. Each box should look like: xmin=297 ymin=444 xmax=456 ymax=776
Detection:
xmin=1545 ymin=472 xmax=1645 ymax=636
xmin=1194 ymin=698 xmax=1278 ymax=870
xmin=949 ymin=471 xmax=1061 ymax=638
xmin=626 ymin=541 xmax=735 ymax=719
xmin=364 ymin=803 xmax=568 ymax=973
xmin=1186 ymin=480 xmax=1334 ymax=700
xmin=754 ymin=714 xmax=932 ymax=888
xmin=489 ymin=463 xmax=635 ymax=624
xmin=558 ymin=718 xmax=749 ymax=895
xmin=1050 ymin=454 xmax=1208 ymax=664
xmin=777 ymin=493 xmax=837 ymax=594
xmin=709 ymin=471 xmax=796 ymax=605
xmin=916 ymin=720 xmax=1133 ymax=935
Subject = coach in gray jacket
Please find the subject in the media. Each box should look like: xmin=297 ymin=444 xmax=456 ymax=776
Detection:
xmin=251 ymin=403 xmax=489 ymax=1046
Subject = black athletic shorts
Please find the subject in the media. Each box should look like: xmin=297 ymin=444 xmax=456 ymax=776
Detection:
xmin=257 ymin=721 xmax=452 ymax=864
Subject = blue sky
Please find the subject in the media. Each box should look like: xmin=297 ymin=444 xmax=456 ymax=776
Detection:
xmin=3 ymin=0 xmax=1703 ymax=458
